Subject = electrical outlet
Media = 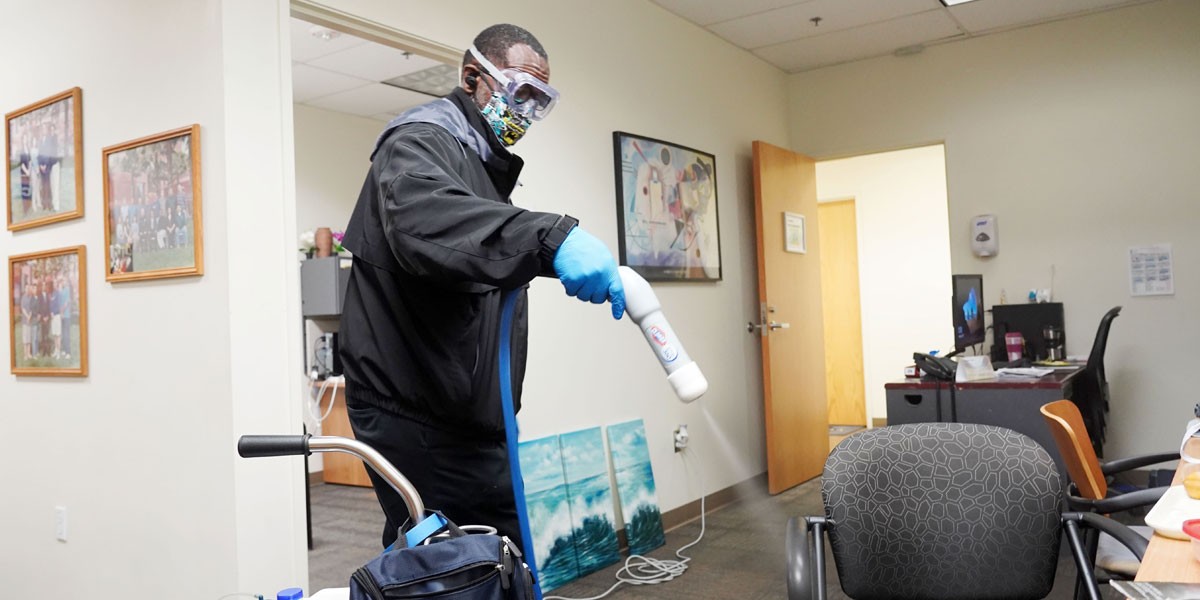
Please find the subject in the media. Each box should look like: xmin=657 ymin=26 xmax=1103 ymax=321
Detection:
xmin=55 ymin=506 xmax=68 ymax=542
xmin=673 ymin=424 xmax=689 ymax=452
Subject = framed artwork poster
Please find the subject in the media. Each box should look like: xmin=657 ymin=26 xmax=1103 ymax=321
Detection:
xmin=9 ymin=245 xmax=88 ymax=376
xmin=103 ymin=125 xmax=203 ymax=282
xmin=6 ymin=87 xmax=84 ymax=231
xmin=613 ymin=131 xmax=721 ymax=282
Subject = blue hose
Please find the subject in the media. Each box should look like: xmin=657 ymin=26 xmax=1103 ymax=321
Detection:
xmin=499 ymin=290 xmax=542 ymax=600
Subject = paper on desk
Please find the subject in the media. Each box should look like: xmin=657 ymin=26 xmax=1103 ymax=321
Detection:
xmin=995 ymin=367 xmax=1054 ymax=378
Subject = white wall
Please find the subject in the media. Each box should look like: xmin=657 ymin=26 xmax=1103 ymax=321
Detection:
xmin=790 ymin=0 xmax=1200 ymax=458
xmin=293 ymin=104 xmax=382 ymax=236
xmin=1 ymin=1 xmax=304 ymax=597
xmin=310 ymin=0 xmax=792 ymax=511
xmin=817 ymin=145 xmax=952 ymax=423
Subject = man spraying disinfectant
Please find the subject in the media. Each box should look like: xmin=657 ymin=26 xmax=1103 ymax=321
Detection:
xmin=328 ymin=20 xmax=708 ymax=600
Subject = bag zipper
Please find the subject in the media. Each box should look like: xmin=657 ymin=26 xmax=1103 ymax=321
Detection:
xmin=380 ymin=561 xmax=500 ymax=598
xmin=352 ymin=567 xmax=386 ymax=600
xmin=499 ymin=538 xmax=513 ymax=591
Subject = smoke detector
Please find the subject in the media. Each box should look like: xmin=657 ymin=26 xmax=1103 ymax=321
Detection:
xmin=309 ymin=25 xmax=341 ymax=42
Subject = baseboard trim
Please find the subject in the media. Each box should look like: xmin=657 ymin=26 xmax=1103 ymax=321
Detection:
xmin=660 ymin=472 xmax=769 ymax=533
xmin=872 ymin=418 xmax=887 ymax=428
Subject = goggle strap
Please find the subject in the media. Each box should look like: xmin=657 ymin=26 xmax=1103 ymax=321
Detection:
xmin=468 ymin=46 xmax=512 ymax=88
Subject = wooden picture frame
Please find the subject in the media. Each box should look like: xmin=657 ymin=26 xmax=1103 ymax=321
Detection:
xmin=6 ymin=87 xmax=85 ymax=231
xmin=103 ymin=125 xmax=203 ymax=282
xmin=9 ymin=245 xmax=88 ymax=377
xmin=612 ymin=131 xmax=722 ymax=282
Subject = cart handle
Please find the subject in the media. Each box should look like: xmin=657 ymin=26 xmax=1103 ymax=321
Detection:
xmin=238 ymin=434 xmax=424 ymax=524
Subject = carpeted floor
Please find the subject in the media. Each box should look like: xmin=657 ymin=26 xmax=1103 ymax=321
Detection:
xmin=308 ymin=477 xmax=1129 ymax=598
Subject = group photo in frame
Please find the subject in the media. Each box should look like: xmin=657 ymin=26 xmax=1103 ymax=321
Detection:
xmin=103 ymin=124 xmax=203 ymax=282
xmin=9 ymin=245 xmax=88 ymax=377
xmin=5 ymin=87 xmax=84 ymax=231
xmin=612 ymin=131 xmax=721 ymax=282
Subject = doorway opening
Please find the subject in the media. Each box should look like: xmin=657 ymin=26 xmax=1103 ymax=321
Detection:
xmin=816 ymin=144 xmax=953 ymax=450
xmin=286 ymin=3 xmax=462 ymax=590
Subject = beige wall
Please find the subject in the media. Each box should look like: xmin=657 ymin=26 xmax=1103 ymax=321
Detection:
xmin=0 ymin=1 xmax=304 ymax=597
xmin=790 ymin=0 xmax=1200 ymax=457
xmin=817 ymin=145 xmax=952 ymax=425
xmin=293 ymin=104 xmax=381 ymax=236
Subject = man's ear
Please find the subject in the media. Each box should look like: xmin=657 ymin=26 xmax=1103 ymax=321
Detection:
xmin=462 ymin=65 xmax=482 ymax=93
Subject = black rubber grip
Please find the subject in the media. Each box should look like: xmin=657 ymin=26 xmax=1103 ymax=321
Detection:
xmin=238 ymin=434 xmax=311 ymax=458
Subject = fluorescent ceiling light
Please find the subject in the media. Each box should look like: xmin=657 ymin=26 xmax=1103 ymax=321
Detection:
xmin=940 ymin=0 xmax=981 ymax=6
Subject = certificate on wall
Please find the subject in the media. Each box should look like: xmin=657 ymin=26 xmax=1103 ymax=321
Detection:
xmin=1129 ymin=243 xmax=1174 ymax=297
xmin=784 ymin=212 xmax=806 ymax=254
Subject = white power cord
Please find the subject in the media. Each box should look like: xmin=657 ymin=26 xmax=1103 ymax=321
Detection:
xmin=543 ymin=448 xmax=706 ymax=600
xmin=307 ymin=373 xmax=343 ymax=423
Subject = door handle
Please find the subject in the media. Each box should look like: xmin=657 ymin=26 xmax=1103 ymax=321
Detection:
xmin=748 ymin=321 xmax=791 ymax=334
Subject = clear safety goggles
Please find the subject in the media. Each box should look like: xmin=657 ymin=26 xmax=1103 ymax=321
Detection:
xmin=469 ymin=46 xmax=559 ymax=121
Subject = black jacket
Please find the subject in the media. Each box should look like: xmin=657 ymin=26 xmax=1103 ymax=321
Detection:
xmin=340 ymin=89 xmax=567 ymax=438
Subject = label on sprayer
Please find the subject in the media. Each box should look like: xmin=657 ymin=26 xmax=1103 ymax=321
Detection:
xmin=644 ymin=324 xmax=680 ymax=364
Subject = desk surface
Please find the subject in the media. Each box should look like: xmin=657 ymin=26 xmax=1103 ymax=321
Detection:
xmin=885 ymin=369 xmax=1081 ymax=391
xmin=1135 ymin=439 xmax=1198 ymax=583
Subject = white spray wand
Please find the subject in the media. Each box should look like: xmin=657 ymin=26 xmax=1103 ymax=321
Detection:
xmin=618 ymin=266 xmax=709 ymax=403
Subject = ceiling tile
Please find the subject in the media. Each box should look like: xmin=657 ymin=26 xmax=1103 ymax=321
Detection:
xmin=290 ymin=17 xmax=368 ymax=63
xmin=383 ymin=64 xmax=459 ymax=97
xmin=651 ymin=0 xmax=813 ymax=26
xmin=292 ymin=63 xmax=373 ymax=103
xmin=308 ymin=42 xmax=446 ymax=83
xmin=754 ymin=9 xmax=962 ymax=72
xmin=304 ymin=83 xmax=432 ymax=118
xmin=949 ymin=0 xmax=1137 ymax=33
xmin=710 ymin=0 xmax=940 ymax=49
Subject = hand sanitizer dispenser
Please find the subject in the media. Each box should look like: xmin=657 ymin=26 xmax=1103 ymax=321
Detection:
xmin=971 ymin=214 xmax=998 ymax=257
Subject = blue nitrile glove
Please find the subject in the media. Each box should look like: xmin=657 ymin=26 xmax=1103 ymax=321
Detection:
xmin=552 ymin=227 xmax=626 ymax=319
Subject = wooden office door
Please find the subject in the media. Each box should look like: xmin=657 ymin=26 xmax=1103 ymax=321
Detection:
xmin=752 ymin=141 xmax=829 ymax=494
xmin=819 ymin=200 xmax=866 ymax=426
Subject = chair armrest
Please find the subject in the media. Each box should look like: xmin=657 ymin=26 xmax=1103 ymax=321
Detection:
xmin=1071 ymin=486 xmax=1168 ymax=513
xmin=1065 ymin=512 xmax=1149 ymax=560
xmin=1100 ymin=452 xmax=1179 ymax=475
xmin=787 ymin=516 xmax=812 ymax=600
xmin=787 ymin=516 xmax=829 ymax=600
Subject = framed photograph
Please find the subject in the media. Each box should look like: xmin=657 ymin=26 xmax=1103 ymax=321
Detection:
xmin=612 ymin=131 xmax=721 ymax=282
xmin=9 ymin=245 xmax=88 ymax=377
xmin=103 ymin=125 xmax=203 ymax=282
xmin=784 ymin=212 xmax=806 ymax=254
xmin=6 ymin=87 xmax=84 ymax=231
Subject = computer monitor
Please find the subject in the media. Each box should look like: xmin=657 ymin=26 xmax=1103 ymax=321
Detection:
xmin=952 ymin=274 xmax=985 ymax=352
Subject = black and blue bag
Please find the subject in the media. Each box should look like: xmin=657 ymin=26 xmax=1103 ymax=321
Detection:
xmin=350 ymin=514 xmax=535 ymax=600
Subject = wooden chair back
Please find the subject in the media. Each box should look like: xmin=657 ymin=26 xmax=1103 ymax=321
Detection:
xmin=1040 ymin=399 xmax=1107 ymax=499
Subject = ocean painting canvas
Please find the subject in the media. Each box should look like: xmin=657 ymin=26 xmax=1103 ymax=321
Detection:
xmin=559 ymin=427 xmax=622 ymax=577
xmin=607 ymin=420 xmax=666 ymax=555
xmin=518 ymin=435 xmax=579 ymax=592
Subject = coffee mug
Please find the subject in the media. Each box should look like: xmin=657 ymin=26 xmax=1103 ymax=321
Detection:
xmin=1005 ymin=332 xmax=1024 ymax=361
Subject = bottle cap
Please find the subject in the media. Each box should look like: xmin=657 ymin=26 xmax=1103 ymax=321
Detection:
xmin=277 ymin=588 xmax=303 ymax=600
xmin=668 ymin=362 xmax=708 ymax=403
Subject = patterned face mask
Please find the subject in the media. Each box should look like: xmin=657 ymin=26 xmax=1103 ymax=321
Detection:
xmin=480 ymin=92 xmax=532 ymax=146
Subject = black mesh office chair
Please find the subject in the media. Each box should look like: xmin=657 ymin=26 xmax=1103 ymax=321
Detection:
xmin=787 ymin=423 xmax=1148 ymax=600
xmin=1074 ymin=306 xmax=1121 ymax=456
